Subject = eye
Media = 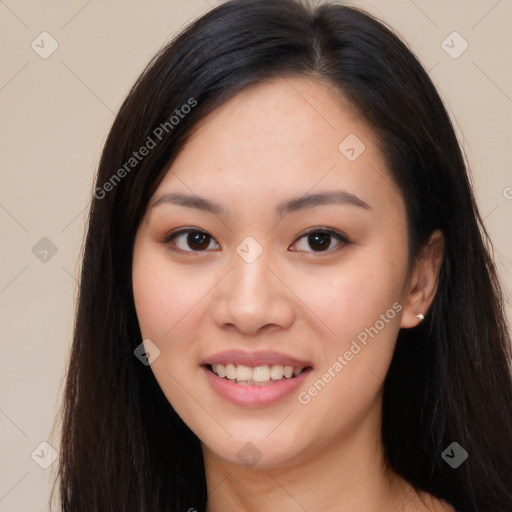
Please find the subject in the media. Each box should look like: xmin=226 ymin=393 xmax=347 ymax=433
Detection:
xmin=164 ymin=229 xmax=220 ymax=253
xmin=290 ymin=228 xmax=351 ymax=253
xmin=162 ymin=227 xmax=350 ymax=254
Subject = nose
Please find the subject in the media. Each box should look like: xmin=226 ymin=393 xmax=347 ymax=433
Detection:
xmin=211 ymin=250 xmax=295 ymax=336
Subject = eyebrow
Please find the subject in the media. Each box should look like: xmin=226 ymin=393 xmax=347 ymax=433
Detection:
xmin=151 ymin=189 xmax=371 ymax=217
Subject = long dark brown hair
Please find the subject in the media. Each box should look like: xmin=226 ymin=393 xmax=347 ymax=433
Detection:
xmin=53 ymin=1 xmax=512 ymax=510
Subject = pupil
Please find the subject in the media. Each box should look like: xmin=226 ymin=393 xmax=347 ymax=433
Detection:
xmin=308 ymin=233 xmax=330 ymax=251
xmin=188 ymin=232 xmax=209 ymax=250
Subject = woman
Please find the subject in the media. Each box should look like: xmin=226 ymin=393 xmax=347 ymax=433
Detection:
xmin=54 ymin=0 xmax=512 ymax=510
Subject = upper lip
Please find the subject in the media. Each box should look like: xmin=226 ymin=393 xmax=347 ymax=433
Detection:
xmin=201 ymin=350 xmax=313 ymax=368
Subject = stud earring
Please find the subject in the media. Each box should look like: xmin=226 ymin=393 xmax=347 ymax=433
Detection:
xmin=416 ymin=313 xmax=425 ymax=321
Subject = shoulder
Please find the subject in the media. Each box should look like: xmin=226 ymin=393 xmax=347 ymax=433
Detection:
xmin=417 ymin=491 xmax=455 ymax=512
xmin=400 ymin=490 xmax=455 ymax=512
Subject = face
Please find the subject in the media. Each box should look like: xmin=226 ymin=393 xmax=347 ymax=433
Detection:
xmin=132 ymin=77 xmax=413 ymax=469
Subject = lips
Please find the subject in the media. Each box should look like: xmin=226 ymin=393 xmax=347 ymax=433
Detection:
xmin=202 ymin=364 xmax=313 ymax=407
xmin=200 ymin=350 xmax=314 ymax=406
xmin=200 ymin=349 xmax=313 ymax=369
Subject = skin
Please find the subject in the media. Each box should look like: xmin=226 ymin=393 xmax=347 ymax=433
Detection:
xmin=132 ymin=77 xmax=449 ymax=511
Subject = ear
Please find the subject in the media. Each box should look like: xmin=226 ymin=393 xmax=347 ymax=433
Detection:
xmin=401 ymin=229 xmax=445 ymax=328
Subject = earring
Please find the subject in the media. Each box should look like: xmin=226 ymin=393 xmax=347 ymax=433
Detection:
xmin=416 ymin=313 xmax=425 ymax=321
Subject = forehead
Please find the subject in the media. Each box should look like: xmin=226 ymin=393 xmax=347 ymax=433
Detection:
xmin=181 ymin=77 xmax=364 ymax=169
xmin=154 ymin=77 xmax=401 ymax=216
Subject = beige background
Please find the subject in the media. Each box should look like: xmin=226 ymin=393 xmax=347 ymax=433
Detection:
xmin=0 ymin=0 xmax=511 ymax=510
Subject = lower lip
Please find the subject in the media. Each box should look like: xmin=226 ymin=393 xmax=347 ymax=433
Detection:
xmin=202 ymin=365 xmax=312 ymax=407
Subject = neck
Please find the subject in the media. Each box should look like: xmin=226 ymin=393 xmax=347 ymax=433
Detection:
xmin=202 ymin=394 xmax=416 ymax=512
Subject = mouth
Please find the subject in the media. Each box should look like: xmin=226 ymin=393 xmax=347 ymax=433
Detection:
xmin=203 ymin=363 xmax=313 ymax=386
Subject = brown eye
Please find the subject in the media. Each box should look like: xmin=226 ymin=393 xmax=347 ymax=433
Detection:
xmin=307 ymin=232 xmax=331 ymax=251
xmin=291 ymin=228 xmax=350 ymax=253
xmin=165 ymin=230 xmax=220 ymax=252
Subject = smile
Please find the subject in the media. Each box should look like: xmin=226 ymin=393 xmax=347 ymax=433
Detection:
xmin=202 ymin=364 xmax=313 ymax=407
xmin=207 ymin=363 xmax=307 ymax=385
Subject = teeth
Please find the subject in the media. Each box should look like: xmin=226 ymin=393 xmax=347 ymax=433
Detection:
xmin=236 ymin=364 xmax=253 ymax=382
xmin=270 ymin=365 xmax=284 ymax=380
xmin=252 ymin=365 xmax=270 ymax=383
xmin=211 ymin=363 xmax=306 ymax=384
xmin=216 ymin=364 xmax=226 ymax=378
xmin=225 ymin=363 xmax=236 ymax=380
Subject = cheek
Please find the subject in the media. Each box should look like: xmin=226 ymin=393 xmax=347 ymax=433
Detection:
xmin=295 ymin=256 xmax=404 ymax=348
xmin=131 ymin=243 xmax=210 ymax=421
xmin=132 ymin=243 xmax=204 ymax=345
xmin=293 ymin=260 xmax=405 ymax=431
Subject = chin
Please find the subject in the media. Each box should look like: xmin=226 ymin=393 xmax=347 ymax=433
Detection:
xmin=202 ymin=430 xmax=312 ymax=470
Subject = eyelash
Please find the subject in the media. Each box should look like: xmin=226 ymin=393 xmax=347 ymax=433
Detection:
xmin=162 ymin=227 xmax=352 ymax=255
